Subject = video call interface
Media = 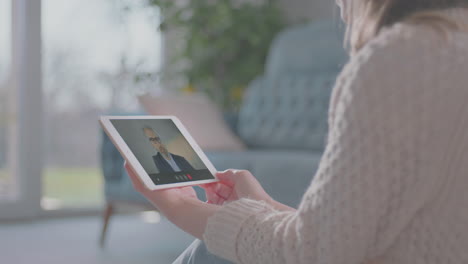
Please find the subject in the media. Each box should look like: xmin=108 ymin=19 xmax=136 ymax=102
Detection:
xmin=110 ymin=119 xmax=215 ymax=185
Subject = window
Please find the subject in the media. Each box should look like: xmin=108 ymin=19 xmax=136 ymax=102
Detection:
xmin=42 ymin=0 xmax=162 ymax=209
xmin=0 ymin=0 xmax=12 ymax=200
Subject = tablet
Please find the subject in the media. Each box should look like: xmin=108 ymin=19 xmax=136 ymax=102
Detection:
xmin=100 ymin=116 xmax=218 ymax=190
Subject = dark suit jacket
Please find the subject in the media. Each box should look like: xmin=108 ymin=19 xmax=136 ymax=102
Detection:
xmin=152 ymin=152 xmax=195 ymax=173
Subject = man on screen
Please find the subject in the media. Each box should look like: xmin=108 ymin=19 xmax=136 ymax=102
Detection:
xmin=143 ymin=126 xmax=195 ymax=173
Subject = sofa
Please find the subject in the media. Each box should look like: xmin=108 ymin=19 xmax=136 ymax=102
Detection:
xmin=99 ymin=20 xmax=348 ymax=246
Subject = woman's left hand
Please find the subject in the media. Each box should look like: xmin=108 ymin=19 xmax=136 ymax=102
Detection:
xmin=124 ymin=161 xmax=220 ymax=239
xmin=124 ymin=161 xmax=198 ymax=213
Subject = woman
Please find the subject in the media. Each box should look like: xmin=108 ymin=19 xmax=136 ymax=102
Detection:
xmin=125 ymin=0 xmax=468 ymax=263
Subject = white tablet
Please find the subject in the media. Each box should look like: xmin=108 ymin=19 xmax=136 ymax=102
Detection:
xmin=100 ymin=116 xmax=218 ymax=190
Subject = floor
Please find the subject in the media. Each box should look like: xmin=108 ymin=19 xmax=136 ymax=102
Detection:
xmin=0 ymin=213 xmax=194 ymax=264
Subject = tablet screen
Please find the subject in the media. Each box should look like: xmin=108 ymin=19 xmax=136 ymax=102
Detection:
xmin=110 ymin=118 xmax=215 ymax=185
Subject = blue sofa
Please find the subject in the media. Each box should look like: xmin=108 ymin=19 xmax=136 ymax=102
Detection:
xmin=99 ymin=20 xmax=348 ymax=246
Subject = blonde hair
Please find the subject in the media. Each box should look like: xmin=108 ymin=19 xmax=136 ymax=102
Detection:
xmin=346 ymin=0 xmax=468 ymax=54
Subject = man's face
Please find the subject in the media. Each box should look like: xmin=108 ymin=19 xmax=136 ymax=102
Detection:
xmin=144 ymin=128 xmax=168 ymax=155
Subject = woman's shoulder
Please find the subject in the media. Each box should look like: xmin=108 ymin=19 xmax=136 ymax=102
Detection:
xmin=339 ymin=20 xmax=467 ymax=92
xmin=335 ymin=25 xmax=425 ymax=97
xmin=352 ymin=24 xmax=436 ymax=73
xmin=351 ymin=14 xmax=468 ymax=73
xmin=330 ymin=21 xmax=466 ymax=122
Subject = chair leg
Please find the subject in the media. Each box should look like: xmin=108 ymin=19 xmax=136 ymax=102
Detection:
xmin=99 ymin=202 xmax=114 ymax=248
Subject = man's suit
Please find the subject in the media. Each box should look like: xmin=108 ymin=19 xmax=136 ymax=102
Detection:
xmin=152 ymin=152 xmax=195 ymax=173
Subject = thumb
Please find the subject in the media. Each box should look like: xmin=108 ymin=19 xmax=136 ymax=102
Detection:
xmin=215 ymin=170 xmax=236 ymax=186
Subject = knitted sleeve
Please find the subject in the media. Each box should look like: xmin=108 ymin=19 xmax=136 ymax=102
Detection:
xmin=203 ymin=34 xmax=441 ymax=264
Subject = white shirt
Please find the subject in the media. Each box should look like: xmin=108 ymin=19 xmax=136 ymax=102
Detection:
xmin=164 ymin=153 xmax=181 ymax=172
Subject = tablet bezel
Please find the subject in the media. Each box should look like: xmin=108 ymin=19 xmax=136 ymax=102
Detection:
xmin=99 ymin=115 xmax=219 ymax=190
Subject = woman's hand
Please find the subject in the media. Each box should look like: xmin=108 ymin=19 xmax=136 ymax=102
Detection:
xmin=203 ymin=169 xmax=295 ymax=211
xmin=124 ymin=161 xmax=220 ymax=239
xmin=203 ymin=169 xmax=272 ymax=205
xmin=124 ymin=161 xmax=199 ymax=215
xmin=125 ymin=161 xmax=198 ymax=203
xmin=124 ymin=162 xmax=294 ymax=239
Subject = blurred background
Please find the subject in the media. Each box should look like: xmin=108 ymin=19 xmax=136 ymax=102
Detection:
xmin=0 ymin=0 xmax=346 ymax=263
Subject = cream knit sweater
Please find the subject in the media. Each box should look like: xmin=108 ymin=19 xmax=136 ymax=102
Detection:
xmin=203 ymin=9 xmax=468 ymax=264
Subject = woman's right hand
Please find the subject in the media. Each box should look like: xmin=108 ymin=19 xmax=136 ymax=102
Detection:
xmin=203 ymin=169 xmax=296 ymax=211
xmin=202 ymin=169 xmax=273 ymax=205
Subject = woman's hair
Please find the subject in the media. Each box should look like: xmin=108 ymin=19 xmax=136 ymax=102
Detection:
xmin=346 ymin=0 xmax=468 ymax=53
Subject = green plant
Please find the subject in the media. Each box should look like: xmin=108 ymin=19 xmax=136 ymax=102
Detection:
xmin=148 ymin=0 xmax=286 ymax=111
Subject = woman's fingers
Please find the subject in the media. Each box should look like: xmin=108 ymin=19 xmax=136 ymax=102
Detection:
xmin=216 ymin=183 xmax=234 ymax=200
xmin=215 ymin=170 xmax=236 ymax=187
xmin=212 ymin=193 xmax=223 ymax=205
xmin=204 ymin=184 xmax=219 ymax=204
xmin=203 ymin=182 xmax=233 ymax=205
xmin=206 ymin=189 xmax=223 ymax=205
xmin=205 ymin=182 xmax=236 ymax=205
xmin=124 ymin=166 xmax=244 ymax=205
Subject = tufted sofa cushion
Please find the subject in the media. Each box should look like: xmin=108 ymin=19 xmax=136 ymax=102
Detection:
xmin=236 ymin=20 xmax=348 ymax=151
xmin=237 ymin=72 xmax=338 ymax=151
xmin=266 ymin=20 xmax=347 ymax=76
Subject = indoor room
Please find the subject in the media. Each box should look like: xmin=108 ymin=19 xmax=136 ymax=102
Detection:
xmin=2 ymin=0 xmax=467 ymax=263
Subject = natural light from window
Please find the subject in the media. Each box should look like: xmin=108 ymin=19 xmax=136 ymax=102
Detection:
xmin=42 ymin=0 xmax=162 ymax=209
xmin=0 ymin=0 xmax=12 ymax=200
